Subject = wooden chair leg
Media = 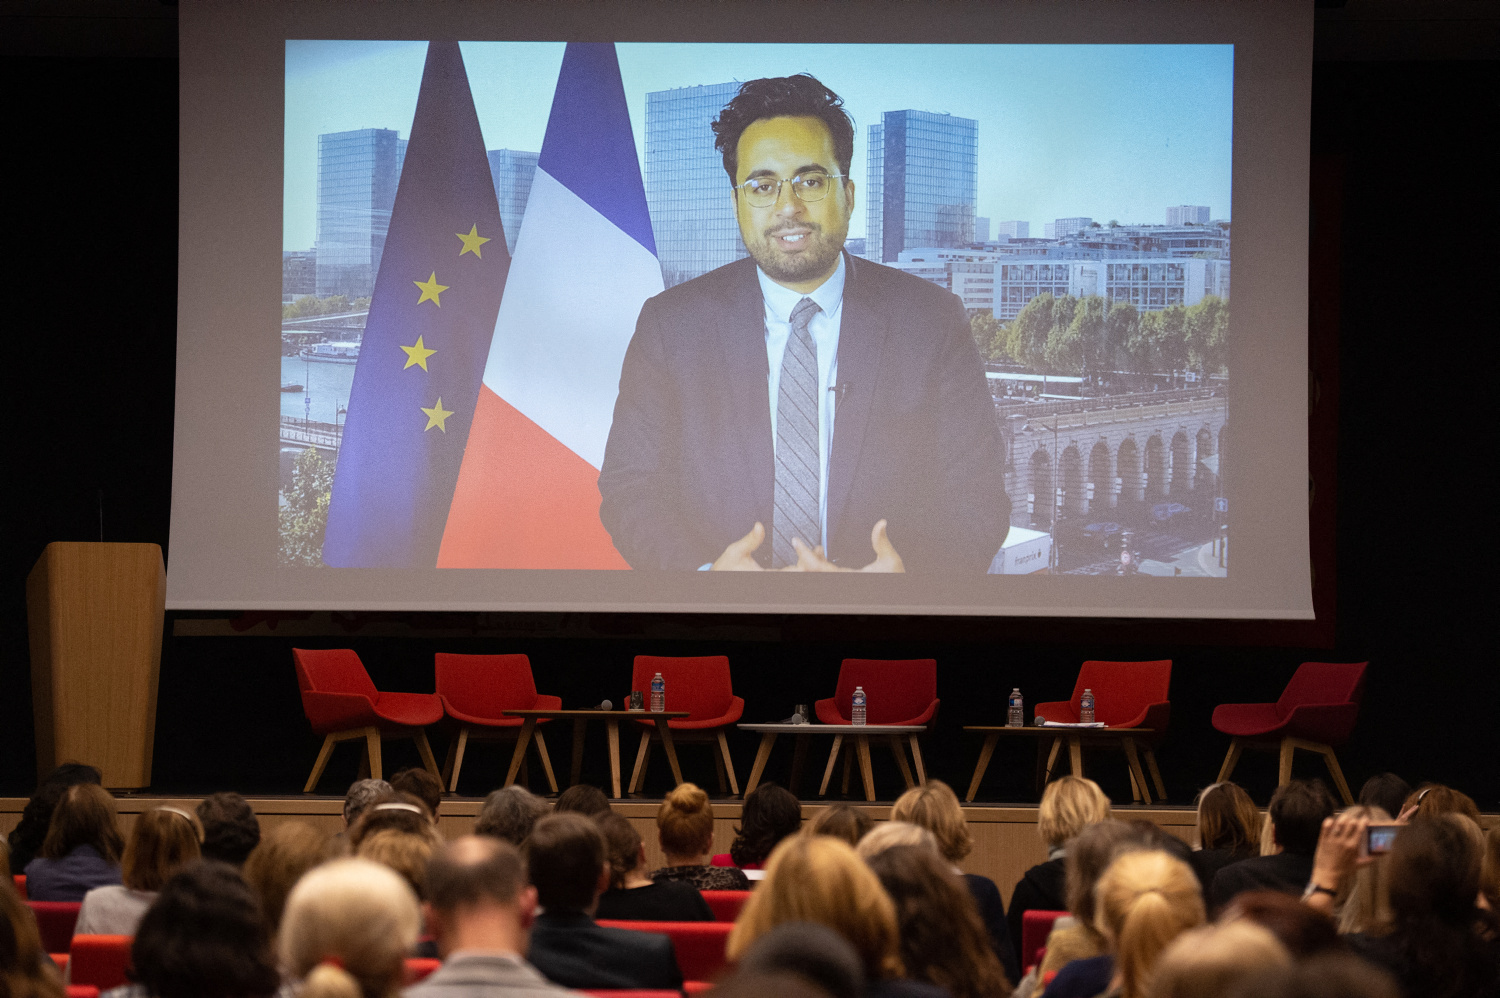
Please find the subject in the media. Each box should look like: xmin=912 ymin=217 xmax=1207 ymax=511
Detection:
xmin=305 ymin=733 xmax=338 ymax=793
xmin=533 ymin=730 xmax=559 ymax=794
xmin=909 ymin=735 xmax=927 ymax=784
xmin=446 ymin=728 xmax=470 ymax=793
xmin=1145 ymin=748 xmax=1167 ymax=801
xmin=413 ymin=729 xmax=441 ymax=779
xmin=1217 ymin=738 xmax=1243 ymax=783
xmin=1318 ymin=744 xmax=1353 ymax=805
xmin=629 ymin=729 xmax=652 ymax=794
xmin=967 ymin=733 xmax=999 ymax=802
xmin=1277 ymin=738 xmax=1295 ymax=786
xmin=364 ymin=727 xmax=383 ymax=781
xmin=1043 ymin=737 xmax=1062 ymax=783
xmin=819 ymin=736 xmax=844 ymax=796
xmin=717 ymin=731 xmax=740 ymax=796
xmin=441 ymin=732 xmax=459 ymax=787
xmin=841 ymin=745 xmax=854 ymax=794
xmin=888 ymin=736 xmax=915 ymax=789
xmin=713 ymin=740 xmax=728 ymax=794
xmin=1123 ymin=738 xmax=1152 ymax=805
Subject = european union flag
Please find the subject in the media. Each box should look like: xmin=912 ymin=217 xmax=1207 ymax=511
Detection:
xmin=322 ymin=41 xmax=509 ymax=567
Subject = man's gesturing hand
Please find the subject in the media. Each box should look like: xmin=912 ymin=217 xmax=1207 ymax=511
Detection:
xmin=788 ymin=519 xmax=906 ymax=573
xmin=711 ymin=522 xmax=770 ymax=571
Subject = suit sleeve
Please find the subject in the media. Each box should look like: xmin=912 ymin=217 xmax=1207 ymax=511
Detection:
xmin=598 ymin=298 xmax=704 ymax=570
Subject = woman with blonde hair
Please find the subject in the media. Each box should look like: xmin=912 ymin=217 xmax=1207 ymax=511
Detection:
xmin=807 ymin=803 xmax=874 ymax=848
xmin=650 ymin=783 xmax=749 ymax=890
xmin=727 ymin=835 xmax=924 ymax=996
xmin=1149 ymin=920 xmax=1289 ymax=998
xmin=76 ymin=806 xmax=202 ymax=936
xmin=243 ymin=821 xmax=335 ymax=936
xmin=1006 ymin=777 xmax=1111 ymax=978
xmin=1331 ymin=805 xmax=1393 ymax=936
xmin=1187 ymin=782 xmax=1260 ymax=892
xmin=856 ymin=822 xmax=939 ymax=861
xmin=280 ymin=858 xmax=420 ymax=998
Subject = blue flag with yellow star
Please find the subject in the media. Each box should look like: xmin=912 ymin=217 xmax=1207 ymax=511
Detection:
xmin=322 ymin=40 xmax=509 ymax=567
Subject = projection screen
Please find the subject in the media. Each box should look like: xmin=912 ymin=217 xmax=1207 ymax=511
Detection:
xmin=170 ymin=0 xmax=1313 ymax=617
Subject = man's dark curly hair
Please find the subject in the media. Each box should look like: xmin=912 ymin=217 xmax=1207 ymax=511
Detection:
xmin=130 ymin=861 xmax=281 ymax=998
xmin=730 ymin=782 xmax=802 ymax=868
xmin=711 ymin=74 xmax=855 ymax=185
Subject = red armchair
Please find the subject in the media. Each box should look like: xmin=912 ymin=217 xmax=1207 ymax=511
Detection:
xmin=596 ymin=920 xmax=734 ymax=984
xmin=1212 ymin=661 xmax=1367 ymax=804
xmin=435 ymin=653 xmax=561 ymax=793
xmin=629 ymin=656 xmax=744 ymax=795
xmin=293 ymin=648 xmax=443 ymax=793
xmin=1034 ymin=660 xmax=1172 ymax=804
xmin=28 ymin=901 xmax=81 ymax=953
xmin=814 ymin=658 xmax=939 ymax=799
xmin=68 ymin=935 xmax=132 ymax=992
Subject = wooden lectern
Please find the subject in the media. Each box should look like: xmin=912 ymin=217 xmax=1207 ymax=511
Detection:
xmin=27 ymin=542 xmax=166 ymax=789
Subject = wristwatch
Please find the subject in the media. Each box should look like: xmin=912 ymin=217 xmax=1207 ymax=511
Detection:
xmin=1301 ymin=880 xmax=1337 ymax=901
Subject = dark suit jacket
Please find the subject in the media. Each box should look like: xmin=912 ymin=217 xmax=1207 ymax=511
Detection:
xmin=1209 ymin=851 xmax=1314 ymax=911
xmin=599 ymin=254 xmax=1010 ymax=571
xmin=526 ymin=911 xmax=682 ymax=991
xmin=963 ymin=873 xmax=1019 ymax=985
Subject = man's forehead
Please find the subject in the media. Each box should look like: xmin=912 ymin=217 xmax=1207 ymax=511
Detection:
xmin=736 ymin=115 xmax=836 ymax=177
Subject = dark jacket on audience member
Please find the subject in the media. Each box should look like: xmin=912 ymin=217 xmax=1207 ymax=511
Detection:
xmin=526 ymin=911 xmax=682 ymax=991
xmin=868 ymin=980 xmax=952 ymax=998
xmin=1006 ymin=855 xmax=1067 ymax=967
xmin=1209 ymin=851 xmax=1314 ymax=911
xmin=1043 ymin=954 xmax=1115 ymax=998
xmin=23 ymin=845 xmax=123 ymax=902
xmin=962 ymin=873 xmax=1019 ymax=985
xmin=595 ymin=880 xmax=713 ymax=922
xmin=1188 ymin=847 xmax=1254 ymax=900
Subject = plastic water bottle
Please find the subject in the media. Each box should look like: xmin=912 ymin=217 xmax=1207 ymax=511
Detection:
xmin=1080 ymin=688 xmax=1096 ymax=724
xmin=851 ymin=687 xmax=867 ymax=726
xmin=650 ymin=672 xmax=665 ymax=713
xmin=1008 ymin=689 xmax=1024 ymax=727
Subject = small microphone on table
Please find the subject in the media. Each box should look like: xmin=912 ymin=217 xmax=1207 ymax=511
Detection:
xmin=595 ymin=699 xmax=613 ymax=711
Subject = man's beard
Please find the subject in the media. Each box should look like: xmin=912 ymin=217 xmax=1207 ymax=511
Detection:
xmin=748 ymin=222 xmax=845 ymax=284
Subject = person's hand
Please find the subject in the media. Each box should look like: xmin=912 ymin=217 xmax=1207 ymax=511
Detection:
xmin=711 ymin=523 xmax=769 ymax=571
xmin=1307 ymin=812 xmax=1370 ymax=911
xmin=785 ymin=520 xmax=906 ymax=573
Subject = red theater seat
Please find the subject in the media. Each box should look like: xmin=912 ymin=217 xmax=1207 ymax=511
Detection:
xmin=65 ymin=988 xmax=99 ymax=998
xmin=814 ymin=658 xmax=938 ymax=796
xmin=1213 ymin=661 xmax=1367 ymax=804
xmin=293 ymin=647 xmax=444 ymax=792
xmin=700 ymin=890 xmax=751 ymax=922
xmin=1034 ymin=660 xmax=1172 ymax=803
xmin=1021 ymin=909 xmax=1069 ymax=972
xmin=597 ymin=919 xmax=733 ymax=983
xmin=583 ymin=992 xmax=685 ymax=997
xmin=435 ymin=652 xmax=562 ymax=793
xmin=13 ymin=874 xmax=26 ymax=898
xmin=404 ymin=957 xmax=442 ymax=984
xmin=629 ymin=656 xmax=744 ymax=795
xmin=28 ymin=900 xmax=82 ymax=953
xmin=68 ymin=935 xmax=133 ymax=991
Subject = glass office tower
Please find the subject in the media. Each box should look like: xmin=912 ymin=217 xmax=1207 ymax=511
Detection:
xmin=487 ymin=149 xmax=539 ymax=255
xmin=315 ymin=128 xmax=404 ymax=299
xmin=645 ymin=82 xmax=747 ymax=288
xmin=865 ymin=110 xmax=977 ymax=263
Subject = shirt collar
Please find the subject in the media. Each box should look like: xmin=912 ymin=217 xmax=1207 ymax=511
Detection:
xmin=756 ymin=251 xmax=846 ymax=323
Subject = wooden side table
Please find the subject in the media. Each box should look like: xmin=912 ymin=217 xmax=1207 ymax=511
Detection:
xmin=503 ymin=709 xmax=689 ymax=798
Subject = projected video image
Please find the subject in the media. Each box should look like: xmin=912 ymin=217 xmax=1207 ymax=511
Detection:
xmin=280 ymin=41 xmax=1232 ymax=577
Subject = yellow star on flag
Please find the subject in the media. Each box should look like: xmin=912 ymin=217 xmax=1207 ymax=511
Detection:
xmin=456 ymin=224 xmax=491 ymax=258
xmin=414 ymin=272 xmax=449 ymax=306
xmin=400 ymin=335 xmax=437 ymax=371
xmin=421 ymin=397 xmax=454 ymax=432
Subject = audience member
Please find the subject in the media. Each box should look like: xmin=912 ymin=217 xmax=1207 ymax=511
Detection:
xmin=553 ymin=785 xmax=611 ymax=818
xmin=1023 ymin=820 xmax=1139 ymax=993
xmin=866 ymin=844 xmax=1014 ymax=998
xmin=652 ymin=783 xmax=750 ymax=890
xmin=1049 ymin=850 xmax=1205 ymax=998
xmin=1004 ymin=776 xmax=1111 ymax=967
xmin=855 ymin=822 xmax=938 ymax=862
xmin=242 ymin=821 xmax=334 ymax=935
xmin=733 ymin=921 xmax=866 ymax=998
xmin=357 ymin=828 xmax=436 ymax=901
xmin=1220 ymin=890 xmax=1341 ymax=959
xmin=348 ymin=793 xmax=440 ymax=851
xmin=1150 ymin=920 xmax=1290 ymax=998
xmin=407 ymin=835 xmax=574 ymax=997
xmin=1210 ymin=779 xmax=1335 ymax=910
xmin=524 ymin=813 xmax=681 ymax=992
xmin=343 ymin=779 xmax=393 ymax=828
xmin=2 ymin=877 xmax=65 ymax=998
xmin=1328 ymin=805 xmax=1393 ymax=936
xmin=23 ymin=783 xmax=124 ymax=901
xmin=1226 ymin=952 xmax=1400 ymax=998
xmin=807 ymin=804 xmax=874 ymax=848
xmin=1481 ymin=825 xmax=1500 ymax=914
xmin=6 ymin=763 xmax=102 ymax=875
xmin=1399 ymin=783 xmax=1482 ymax=825
xmin=894 ymin=780 xmax=1019 ymax=985
xmin=1357 ymin=773 xmax=1411 ymax=822
xmin=594 ymin=812 xmax=712 ymax=922
xmin=390 ymin=767 xmax=445 ymax=818
xmin=474 ymin=787 xmax=550 ymax=847
xmin=723 ymin=783 xmax=802 ymax=872
xmin=0 ymin=842 xmax=8 ymax=883
xmin=726 ymin=835 xmax=946 ymax=998
xmin=101 ymin=861 xmax=282 ymax=998
xmin=1188 ymin=782 xmax=1260 ymax=893
xmin=280 ymin=858 xmax=420 ymax=998
xmin=713 ymin=971 xmax=839 ymax=998
xmin=77 ymin=806 xmax=202 ymax=936
xmin=196 ymin=792 xmax=261 ymax=867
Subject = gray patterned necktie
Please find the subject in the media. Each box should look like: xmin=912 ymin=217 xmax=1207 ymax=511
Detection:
xmin=772 ymin=297 xmax=823 ymax=568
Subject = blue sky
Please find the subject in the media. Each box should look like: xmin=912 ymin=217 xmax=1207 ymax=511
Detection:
xmin=284 ymin=41 xmax=1232 ymax=250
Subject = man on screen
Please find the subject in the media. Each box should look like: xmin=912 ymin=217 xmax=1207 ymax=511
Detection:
xmin=599 ymin=74 xmax=1009 ymax=572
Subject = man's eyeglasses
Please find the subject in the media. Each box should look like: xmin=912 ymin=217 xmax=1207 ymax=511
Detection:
xmin=734 ymin=171 xmax=847 ymax=209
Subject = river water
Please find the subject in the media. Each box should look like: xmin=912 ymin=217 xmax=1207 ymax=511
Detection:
xmin=281 ymin=355 xmax=356 ymax=423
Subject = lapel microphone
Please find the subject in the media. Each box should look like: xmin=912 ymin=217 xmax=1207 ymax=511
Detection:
xmin=828 ymin=382 xmax=854 ymax=408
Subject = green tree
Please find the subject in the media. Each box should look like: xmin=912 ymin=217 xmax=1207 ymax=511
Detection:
xmin=1068 ymin=295 xmax=1108 ymax=383
xmin=1155 ymin=304 xmax=1190 ymax=387
xmin=322 ymin=295 xmax=351 ymax=315
xmin=1105 ymin=301 xmax=1138 ymax=375
xmin=1127 ymin=308 xmax=1160 ymax=375
xmin=970 ymin=311 xmax=1005 ymax=362
xmin=1007 ymin=293 xmax=1054 ymax=371
xmin=1185 ymin=295 xmax=1229 ymax=377
xmin=1044 ymin=321 xmax=1082 ymax=374
xmin=278 ymin=448 xmax=334 ymax=567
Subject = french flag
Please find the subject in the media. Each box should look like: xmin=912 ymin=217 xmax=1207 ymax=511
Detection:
xmin=438 ymin=43 xmax=662 ymax=568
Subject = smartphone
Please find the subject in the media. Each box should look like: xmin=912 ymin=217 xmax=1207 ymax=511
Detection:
xmin=1364 ymin=823 xmax=1400 ymax=855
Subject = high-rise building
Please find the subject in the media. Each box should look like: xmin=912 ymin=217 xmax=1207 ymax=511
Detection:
xmin=865 ymin=110 xmax=977 ymax=263
xmin=315 ymin=128 xmax=405 ymax=298
xmin=973 ymin=216 xmax=990 ymax=243
xmin=1051 ymin=217 xmax=1093 ymax=239
xmin=1166 ymin=205 xmax=1210 ymax=225
xmin=994 ymin=220 xmax=1029 ymax=239
xmin=282 ymin=249 xmax=316 ymax=301
xmin=645 ymin=82 xmax=746 ymax=287
xmin=487 ymin=150 xmax=539 ymax=255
